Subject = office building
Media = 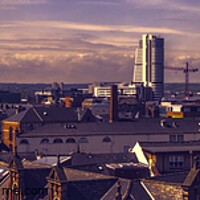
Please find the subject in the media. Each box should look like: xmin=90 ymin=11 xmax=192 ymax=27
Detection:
xmin=133 ymin=34 xmax=164 ymax=100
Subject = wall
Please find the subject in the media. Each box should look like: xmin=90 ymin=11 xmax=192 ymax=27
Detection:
xmin=2 ymin=121 xmax=20 ymax=152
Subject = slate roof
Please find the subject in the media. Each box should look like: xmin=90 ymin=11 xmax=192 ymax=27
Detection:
xmin=148 ymin=171 xmax=189 ymax=184
xmin=67 ymin=179 xmax=118 ymax=200
xmin=182 ymin=168 xmax=200 ymax=187
xmin=141 ymin=141 xmax=200 ymax=153
xmin=4 ymin=108 xmax=42 ymax=123
xmin=19 ymin=118 xmax=200 ymax=138
xmin=63 ymin=167 xmax=116 ymax=181
xmin=33 ymin=106 xmax=78 ymax=123
xmin=101 ymin=179 xmax=131 ymax=200
xmin=3 ymin=106 xmax=78 ymax=123
xmin=142 ymin=179 xmax=183 ymax=200
xmin=127 ymin=180 xmax=152 ymax=200
xmin=22 ymin=168 xmax=51 ymax=199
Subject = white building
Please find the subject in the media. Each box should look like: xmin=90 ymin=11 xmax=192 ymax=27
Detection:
xmin=133 ymin=34 xmax=164 ymax=100
xmin=93 ymin=83 xmax=137 ymax=98
xmin=17 ymin=118 xmax=200 ymax=156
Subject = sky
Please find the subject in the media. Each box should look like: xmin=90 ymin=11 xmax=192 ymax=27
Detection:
xmin=0 ymin=0 xmax=200 ymax=83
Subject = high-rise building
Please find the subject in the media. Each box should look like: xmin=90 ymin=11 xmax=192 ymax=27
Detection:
xmin=133 ymin=34 xmax=164 ymax=100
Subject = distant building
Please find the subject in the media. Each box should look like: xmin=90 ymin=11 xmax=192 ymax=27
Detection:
xmin=92 ymin=82 xmax=154 ymax=102
xmin=93 ymin=83 xmax=137 ymax=98
xmin=160 ymin=101 xmax=200 ymax=118
xmin=0 ymin=91 xmax=21 ymax=103
xmin=133 ymin=34 xmax=164 ymax=100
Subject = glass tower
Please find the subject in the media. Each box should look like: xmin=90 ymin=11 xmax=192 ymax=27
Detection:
xmin=133 ymin=34 xmax=164 ymax=100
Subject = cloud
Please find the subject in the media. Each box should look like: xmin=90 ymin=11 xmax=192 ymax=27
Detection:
xmin=1 ymin=51 xmax=199 ymax=83
xmin=1 ymin=20 xmax=184 ymax=35
xmin=125 ymin=0 xmax=200 ymax=13
xmin=164 ymin=54 xmax=200 ymax=83
xmin=77 ymin=0 xmax=120 ymax=6
xmin=0 ymin=19 xmax=198 ymax=83
xmin=0 ymin=0 xmax=48 ymax=9
xmin=0 ymin=53 xmax=133 ymax=83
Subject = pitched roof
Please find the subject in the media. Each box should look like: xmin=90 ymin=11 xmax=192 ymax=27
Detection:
xmin=148 ymin=171 xmax=189 ymax=184
xmin=127 ymin=180 xmax=152 ymax=200
xmin=48 ymin=166 xmax=67 ymax=182
xmin=3 ymin=108 xmax=42 ymax=123
xmin=3 ymin=106 xmax=78 ymax=123
xmin=23 ymin=168 xmax=51 ymax=198
xmin=182 ymin=168 xmax=200 ymax=187
xmin=140 ymin=141 xmax=200 ymax=153
xmin=20 ymin=118 xmax=200 ymax=138
xmin=142 ymin=179 xmax=183 ymax=200
xmin=101 ymin=179 xmax=131 ymax=200
xmin=63 ymin=167 xmax=116 ymax=181
xmin=67 ymin=179 xmax=118 ymax=200
xmin=33 ymin=106 xmax=78 ymax=123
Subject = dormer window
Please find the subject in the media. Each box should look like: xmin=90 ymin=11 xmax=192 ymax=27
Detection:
xmin=64 ymin=124 xmax=77 ymax=129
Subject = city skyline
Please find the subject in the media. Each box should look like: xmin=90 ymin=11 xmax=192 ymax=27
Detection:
xmin=0 ymin=0 xmax=200 ymax=83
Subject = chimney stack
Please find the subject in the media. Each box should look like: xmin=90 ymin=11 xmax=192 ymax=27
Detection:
xmin=110 ymin=85 xmax=118 ymax=123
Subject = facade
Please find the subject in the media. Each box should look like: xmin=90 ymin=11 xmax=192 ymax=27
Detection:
xmin=15 ymin=118 xmax=200 ymax=157
xmin=131 ymin=141 xmax=200 ymax=174
xmin=1 ymin=106 xmax=79 ymax=152
xmin=93 ymin=83 xmax=137 ymax=98
xmin=133 ymin=34 xmax=164 ymax=100
xmin=93 ymin=83 xmax=153 ymax=101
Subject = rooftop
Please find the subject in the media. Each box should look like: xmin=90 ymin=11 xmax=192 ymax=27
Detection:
xmin=19 ymin=118 xmax=200 ymax=137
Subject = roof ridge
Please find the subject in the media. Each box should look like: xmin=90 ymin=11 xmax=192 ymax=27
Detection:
xmin=32 ymin=107 xmax=43 ymax=123
xmin=140 ymin=180 xmax=155 ymax=200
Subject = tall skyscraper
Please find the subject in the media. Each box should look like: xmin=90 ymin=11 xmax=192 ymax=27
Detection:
xmin=133 ymin=34 xmax=164 ymax=100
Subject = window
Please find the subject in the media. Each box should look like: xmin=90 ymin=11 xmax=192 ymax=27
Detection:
xmin=177 ymin=135 xmax=184 ymax=142
xmin=53 ymin=138 xmax=63 ymax=144
xmin=169 ymin=135 xmax=184 ymax=143
xmin=195 ymin=156 xmax=200 ymax=168
xmin=78 ymin=137 xmax=88 ymax=143
xmin=169 ymin=135 xmax=176 ymax=143
xmin=169 ymin=155 xmax=184 ymax=168
xmin=40 ymin=138 xmax=49 ymax=144
xmin=66 ymin=138 xmax=76 ymax=143
xmin=102 ymin=137 xmax=111 ymax=143
xmin=19 ymin=139 xmax=29 ymax=145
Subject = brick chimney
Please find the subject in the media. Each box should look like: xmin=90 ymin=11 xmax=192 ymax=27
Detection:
xmin=110 ymin=85 xmax=118 ymax=123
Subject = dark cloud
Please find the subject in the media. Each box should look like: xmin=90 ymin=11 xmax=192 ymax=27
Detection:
xmin=0 ymin=53 xmax=133 ymax=83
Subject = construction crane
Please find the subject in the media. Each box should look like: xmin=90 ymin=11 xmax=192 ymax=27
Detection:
xmin=165 ymin=62 xmax=199 ymax=99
